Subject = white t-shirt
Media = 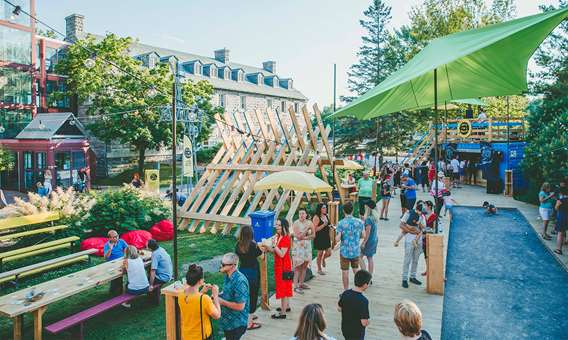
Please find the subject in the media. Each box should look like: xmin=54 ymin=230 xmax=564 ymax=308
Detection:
xmin=430 ymin=180 xmax=446 ymax=197
xmin=400 ymin=212 xmax=426 ymax=242
xmin=127 ymin=257 xmax=149 ymax=290
xmin=478 ymin=112 xmax=487 ymax=120
xmin=43 ymin=180 xmax=52 ymax=194
xmin=450 ymin=159 xmax=459 ymax=173
xmin=459 ymin=160 xmax=466 ymax=169
xmin=438 ymin=161 xmax=446 ymax=171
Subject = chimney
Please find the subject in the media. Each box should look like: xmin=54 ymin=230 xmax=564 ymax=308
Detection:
xmin=214 ymin=48 xmax=230 ymax=64
xmin=262 ymin=61 xmax=276 ymax=73
xmin=65 ymin=14 xmax=85 ymax=42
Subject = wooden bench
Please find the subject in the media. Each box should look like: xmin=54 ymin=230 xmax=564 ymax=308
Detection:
xmin=0 ymin=224 xmax=68 ymax=242
xmin=0 ymin=249 xmax=97 ymax=285
xmin=0 ymin=236 xmax=80 ymax=270
xmin=0 ymin=212 xmax=60 ymax=233
xmin=45 ymin=285 xmax=161 ymax=340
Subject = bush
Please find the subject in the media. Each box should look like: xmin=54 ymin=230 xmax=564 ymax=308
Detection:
xmin=196 ymin=143 xmax=221 ymax=164
xmin=81 ymin=186 xmax=170 ymax=236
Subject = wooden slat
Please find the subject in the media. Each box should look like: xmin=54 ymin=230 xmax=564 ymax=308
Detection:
xmin=0 ymin=212 xmax=60 ymax=232
xmin=0 ymin=225 xmax=68 ymax=241
xmin=179 ymin=212 xmax=250 ymax=226
xmin=288 ymin=107 xmax=306 ymax=149
xmin=205 ymin=164 xmax=315 ymax=172
xmin=0 ymin=236 xmax=79 ymax=259
xmin=3 ymin=244 xmax=72 ymax=263
xmin=0 ymin=255 xmax=90 ymax=284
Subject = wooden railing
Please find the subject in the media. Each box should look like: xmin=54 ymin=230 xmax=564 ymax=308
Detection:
xmin=440 ymin=119 xmax=525 ymax=143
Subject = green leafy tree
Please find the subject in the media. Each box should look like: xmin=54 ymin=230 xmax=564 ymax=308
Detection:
xmin=0 ymin=146 xmax=14 ymax=172
xmin=523 ymin=1 xmax=568 ymax=185
xmin=56 ymin=33 xmax=220 ymax=174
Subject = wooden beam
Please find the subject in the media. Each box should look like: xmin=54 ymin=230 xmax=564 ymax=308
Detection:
xmin=179 ymin=212 xmax=250 ymax=226
xmin=205 ymin=164 xmax=315 ymax=172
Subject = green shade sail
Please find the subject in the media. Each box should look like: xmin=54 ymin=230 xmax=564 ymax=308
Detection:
xmin=332 ymin=7 xmax=568 ymax=120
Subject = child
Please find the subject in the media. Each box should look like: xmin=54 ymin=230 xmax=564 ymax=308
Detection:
xmin=394 ymin=201 xmax=423 ymax=248
xmin=442 ymin=190 xmax=458 ymax=220
xmin=338 ymin=270 xmax=371 ymax=340
xmin=483 ymin=201 xmax=497 ymax=215
xmin=394 ymin=300 xmax=432 ymax=340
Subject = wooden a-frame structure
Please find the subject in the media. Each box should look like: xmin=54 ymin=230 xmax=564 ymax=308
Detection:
xmin=178 ymin=104 xmax=340 ymax=234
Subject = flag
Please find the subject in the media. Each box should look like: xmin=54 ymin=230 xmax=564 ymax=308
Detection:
xmin=183 ymin=135 xmax=193 ymax=177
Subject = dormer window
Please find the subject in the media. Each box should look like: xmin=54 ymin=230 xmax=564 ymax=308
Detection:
xmin=265 ymin=75 xmax=279 ymax=87
xmin=258 ymin=74 xmax=264 ymax=86
xmin=232 ymin=69 xmax=244 ymax=81
xmin=206 ymin=64 xmax=217 ymax=78
xmin=194 ymin=63 xmax=202 ymax=75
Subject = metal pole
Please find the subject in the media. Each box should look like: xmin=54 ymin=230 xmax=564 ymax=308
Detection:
xmin=444 ymin=101 xmax=448 ymax=146
xmin=332 ymin=63 xmax=337 ymax=187
xmin=434 ymin=69 xmax=439 ymax=233
xmin=172 ymin=73 xmax=178 ymax=280
xmin=506 ymin=96 xmax=510 ymax=170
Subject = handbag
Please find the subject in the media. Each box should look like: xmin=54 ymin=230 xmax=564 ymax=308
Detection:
xmin=282 ymin=271 xmax=294 ymax=281
xmin=200 ymin=295 xmax=213 ymax=340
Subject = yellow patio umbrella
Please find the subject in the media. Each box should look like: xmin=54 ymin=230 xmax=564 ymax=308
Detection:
xmin=254 ymin=171 xmax=332 ymax=193
xmin=336 ymin=159 xmax=364 ymax=170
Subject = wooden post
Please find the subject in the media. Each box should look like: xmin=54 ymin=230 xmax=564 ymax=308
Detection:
xmin=328 ymin=201 xmax=339 ymax=226
xmin=164 ymin=294 xmax=177 ymax=340
xmin=33 ymin=306 xmax=47 ymax=340
xmin=488 ymin=119 xmax=493 ymax=142
xmin=426 ymin=234 xmax=444 ymax=295
xmin=505 ymin=170 xmax=513 ymax=197
xmin=13 ymin=315 xmax=23 ymax=340
xmin=260 ymin=253 xmax=270 ymax=310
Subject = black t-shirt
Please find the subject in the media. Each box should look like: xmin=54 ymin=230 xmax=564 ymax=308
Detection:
xmin=235 ymin=241 xmax=262 ymax=269
xmin=338 ymin=289 xmax=369 ymax=339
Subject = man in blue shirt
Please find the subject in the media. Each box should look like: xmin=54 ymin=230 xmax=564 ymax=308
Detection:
xmin=219 ymin=252 xmax=249 ymax=340
xmin=103 ymin=230 xmax=128 ymax=294
xmin=401 ymin=173 xmax=417 ymax=211
xmin=147 ymin=239 xmax=173 ymax=304
xmin=336 ymin=202 xmax=366 ymax=290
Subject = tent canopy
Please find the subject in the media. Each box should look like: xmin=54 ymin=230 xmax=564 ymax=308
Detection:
xmin=332 ymin=7 xmax=568 ymax=120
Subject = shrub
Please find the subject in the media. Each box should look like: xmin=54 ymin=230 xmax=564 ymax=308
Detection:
xmin=81 ymin=185 xmax=170 ymax=236
xmin=196 ymin=143 xmax=221 ymax=164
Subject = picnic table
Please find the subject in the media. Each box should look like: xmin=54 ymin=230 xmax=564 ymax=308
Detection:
xmin=0 ymin=251 xmax=150 ymax=340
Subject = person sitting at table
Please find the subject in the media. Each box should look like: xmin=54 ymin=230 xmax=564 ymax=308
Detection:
xmin=122 ymin=245 xmax=150 ymax=307
xmin=147 ymin=239 xmax=173 ymax=304
xmin=104 ymin=230 xmax=129 ymax=295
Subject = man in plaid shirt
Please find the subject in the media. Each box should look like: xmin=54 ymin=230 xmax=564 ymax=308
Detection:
xmin=219 ymin=252 xmax=250 ymax=339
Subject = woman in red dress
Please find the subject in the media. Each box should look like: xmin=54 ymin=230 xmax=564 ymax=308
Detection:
xmin=427 ymin=159 xmax=436 ymax=188
xmin=262 ymin=218 xmax=292 ymax=319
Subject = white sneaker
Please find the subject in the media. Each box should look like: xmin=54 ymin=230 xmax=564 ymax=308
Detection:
xmin=121 ymin=302 xmax=131 ymax=308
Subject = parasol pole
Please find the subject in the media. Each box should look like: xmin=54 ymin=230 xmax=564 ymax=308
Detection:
xmin=434 ymin=69 xmax=439 ymax=233
xmin=506 ymin=96 xmax=510 ymax=170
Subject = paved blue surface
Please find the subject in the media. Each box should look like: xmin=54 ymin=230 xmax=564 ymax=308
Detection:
xmin=442 ymin=207 xmax=568 ymax=340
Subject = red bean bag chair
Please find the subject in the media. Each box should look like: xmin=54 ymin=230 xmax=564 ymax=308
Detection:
xmin=80 ymin=237 xmax=107 ymax=257
xmin=121 ymin=230 xmax=153 ymax=249
xmin=149 ymin=219 xmax=174 ymax=241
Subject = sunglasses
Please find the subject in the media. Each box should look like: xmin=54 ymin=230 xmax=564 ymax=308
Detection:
xmin=220 ymin=262 xmax=235 ymax=267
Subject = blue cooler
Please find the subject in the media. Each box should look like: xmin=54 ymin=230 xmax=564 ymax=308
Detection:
xmin=248 ymin=210 xmax=276 ymax=242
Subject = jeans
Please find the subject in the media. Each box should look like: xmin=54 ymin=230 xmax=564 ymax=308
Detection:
xmin=358 ymin=196 xmax=372 ymax=217
xmin=224 ymin=326 xmax=247 ymax=340
xmin=402 ymin=238 xmax=422 ymax=280
xmin=406 ymin=198 xmax=416 ymax=210
xmin=127 ymin=286 xmax=149 ymax=295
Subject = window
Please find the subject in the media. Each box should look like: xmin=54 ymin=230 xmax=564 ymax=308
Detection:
xmin=258 ymin=74 xmax=264 ymax=85
xmin=224 ymin=69 xmax=230 ymax=79
xmin=0 ymin=26 xmax=32 ymax=64
xmin=46 ymin=79 xmax=69 ymax=109
xmin=219 ymin=94 xmax=226 ymax=108
xmin=240 ymin=96 xmax=246 ymax=110
xmin=194 ymin=63 xmax=202 ymax=75
xmin=0 ymin=67 xmax=33 ymax=105
xmin=294 ymin=103 xmax=299 ymax=113
xmin=281 ymin=101 xmax=286 ymax=112
xmin=267 ymin=99 xmax=272 ymax=109
xmin=23 ymin=151 xmax=33 ymax=189
xmin=55 ymin=152 xmax=71 ymax=187
xmin=209 ymin=66 xmax=216 ymax=78
xmin=0 ymin=109 xmax=32 ymax=138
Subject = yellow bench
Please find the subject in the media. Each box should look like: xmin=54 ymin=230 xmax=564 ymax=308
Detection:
xmin=0 ymin=212 xmax=60 ymax=232
xmin=0 ymin=236 xmax=80 ymax=270
xmin=0 ymin=224 xmax=68 ymax=242
xmin=0 ymin=249 xmax=96 ymax=285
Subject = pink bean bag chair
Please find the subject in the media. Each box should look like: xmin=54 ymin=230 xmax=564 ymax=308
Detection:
xmin=80 ymin=237 xmax=107 ymax=257
xmin=121 ymin=230 xmax=153 ymax=249
xmin=149 ymin=220 xmax=174 ymax=241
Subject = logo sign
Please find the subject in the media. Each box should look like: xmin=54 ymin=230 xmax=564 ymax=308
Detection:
xmin=183 ymin=135 xmax=193 ymax=177
xmin=145 ymin=169 xmax=160 ymax=193
xmin=457 ymin=120 xmax=472 ymax=138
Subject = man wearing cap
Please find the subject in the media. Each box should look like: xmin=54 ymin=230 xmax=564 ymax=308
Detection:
xmin=357 ymin=171 xmax=375 ymax=217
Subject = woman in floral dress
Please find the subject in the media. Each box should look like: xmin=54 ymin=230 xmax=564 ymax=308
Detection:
xmin=292 ymin=208 xmax=315 ymax=294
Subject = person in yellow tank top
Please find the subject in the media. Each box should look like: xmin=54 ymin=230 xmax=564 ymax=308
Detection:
xmin=178 ymin=264 xmax=221 ymax=340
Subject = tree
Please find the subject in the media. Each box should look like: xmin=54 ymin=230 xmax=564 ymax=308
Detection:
xmin=523 ymin=1 xmax=568 ymax=184
xmin=0 ymin=146 xmax=14 ymax=172
xmin=56 ymin=33 xmax=220 ymax=174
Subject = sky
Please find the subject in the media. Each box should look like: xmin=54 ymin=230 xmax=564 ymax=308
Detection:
xmin=35 ymin=0 xmax=559 ymax=107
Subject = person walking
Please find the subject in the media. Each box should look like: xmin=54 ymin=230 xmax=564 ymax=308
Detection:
xmin=360 ymin=201 xmax=379 ymax=280
xmin=427 ymin=160 xmax=436 ymax=189
xmin=219 ymin=253 xmax=249 ymax=340
xmin=400 ymin=202 xmax=425 ymax=288
xmin=357 ymin=171 xmax=375 ymax=217
xmin=178 ymin=264 xmax=221 ymax=340
xmin=336 ymin=202 xmax=365 ymax=290
xmin=338 ymin=270 xmax=372 ymax=340
xmin=313 ymin=203 xmax=332 ymax=275
xmin=450 ymin=156 xmax=460 ymax=188
xmin=421 ymin=201 xmax=437 ymax=276
xmin=262 ymin=218 xmax=293 ymax=319
xmin=430 ymin=172 xmax=446 ymax=218
xmin=235 ymin=225 xmax=262 ymax=330
xmin=291 ymin=304 xmax=337 ymax=340
xmin=394 ymin=300 xmax=432 ymax=340
xmin=292 ymin=208 xmax=315 ymax=294
xmin=539 ymin=182 xmax=556 ymax=240
xmin=380 ymin=174 xmax=392 ymax=220
xmin=401 ymin=173 xmax=417 ymax=212
xmin=554 ymin=187 xmax=568 ymax=255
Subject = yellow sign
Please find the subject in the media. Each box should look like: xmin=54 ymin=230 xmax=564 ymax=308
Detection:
xmin=183 ymin=135 xmax=193 ymax=177
xmin=457 ymin=120 xmax=472 ymax=138
xmin=145 ymin=169 xmax=160 ymax=193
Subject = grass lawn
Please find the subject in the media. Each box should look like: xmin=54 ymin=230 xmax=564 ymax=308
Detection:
xmin=93 ymin=162 xmax=192 ymax=188
xmin=0 ymin=231 xmax=279 ymax=339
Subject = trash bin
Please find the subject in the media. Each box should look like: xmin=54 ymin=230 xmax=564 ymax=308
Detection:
xmin=248 ymin=210 xmax=276 ymax=242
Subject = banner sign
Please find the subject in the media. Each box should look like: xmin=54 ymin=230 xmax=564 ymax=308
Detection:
xmin=457 ymin=120 xmax=472 ymax=138
xmin=145 ymin=169 xmax=160 ymax=193
xmin=183 ymin=135 xmax=194 ymax=177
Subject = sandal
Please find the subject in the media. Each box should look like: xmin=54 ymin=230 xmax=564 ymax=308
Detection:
xmin=294 ymin=287 xmax=304 ymax=294
xmin=317 ymin=270 xmax=326 ymax=275
xmin=542 ymin=234 xmax=552 ymax=240
xmin=554 ymin=249 xmax=563 ymax=255
xmin=276 ymin=307 xmax=291 ymax=312
xmin=252 ymin=315 xmax=258 ymax=321
xmin=271 ymin=313 xmax=287 ymax=319
xmin=247 ymin=322 xmax=262 ymax=330
xmin=300 ymin=284 xmax=310 ymax=289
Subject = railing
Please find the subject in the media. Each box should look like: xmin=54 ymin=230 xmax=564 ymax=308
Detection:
xmin=439 ymin=119 xmax=525 ymax=143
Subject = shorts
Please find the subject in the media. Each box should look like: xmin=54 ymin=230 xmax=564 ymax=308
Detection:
xmin=340 ymin=256 xmax=360 ymax=271
xmin=539 ymin=207 xmax=553 ymax=221
xmin=406 ymin=198 xmax=416 ymax=210
xmin=451 ymin=172 xmax=460 ymax=180
xmin=381 ymin=195 xmax=391 ymax=201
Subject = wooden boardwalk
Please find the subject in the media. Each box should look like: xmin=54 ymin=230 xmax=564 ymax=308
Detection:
xmin=248 ymin=185 xmax=567 ymax=340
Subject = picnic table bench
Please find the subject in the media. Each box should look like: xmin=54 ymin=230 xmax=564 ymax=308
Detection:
xmin=0 ymin=212 xmax=63 ymax=234
xmin=0 ymin=251 xmax=150 ymax=340
xmin=0 ymin=236 xmax=80 ymax=271
xmin=0 ymin=249 xmax=97 ymax=285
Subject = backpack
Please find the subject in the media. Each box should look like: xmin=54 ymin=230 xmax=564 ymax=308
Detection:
xmin=418 ymin=330 xmax=432 ymax=340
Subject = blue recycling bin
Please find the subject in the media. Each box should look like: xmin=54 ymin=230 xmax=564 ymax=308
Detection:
xmin=248 ymin=210 xmax=276 ymax=242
